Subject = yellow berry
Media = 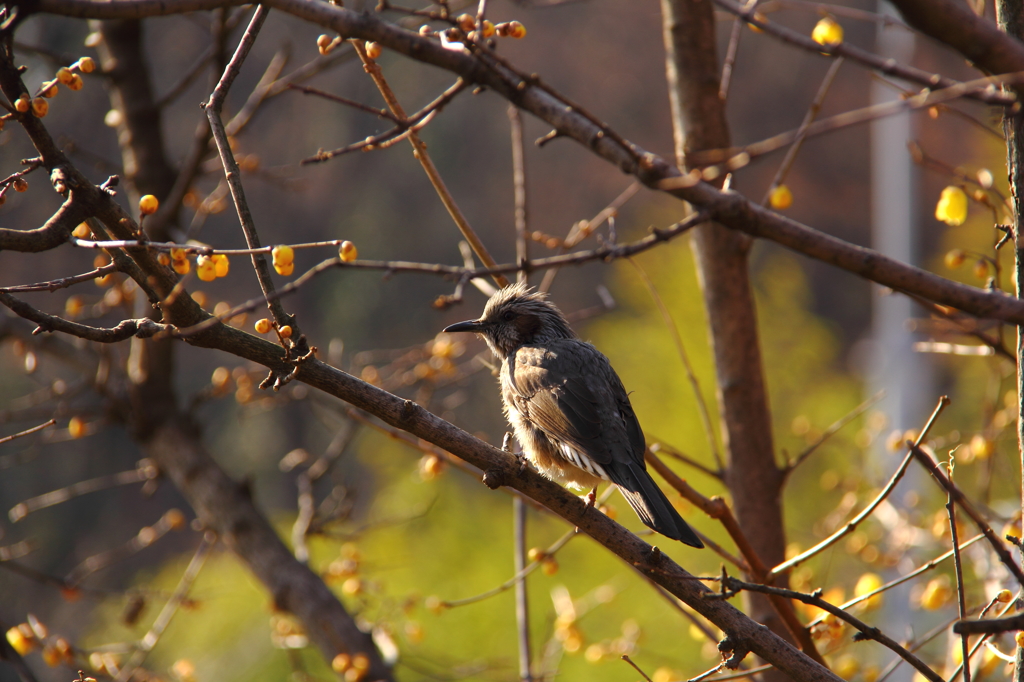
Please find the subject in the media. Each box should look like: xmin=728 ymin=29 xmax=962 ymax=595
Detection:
xmin=973 ymin=260 xmax=990 ymax=281
xmin=196 ymin=255 xmax=217 ymax=282
xmin=769 ymin=184 xmax=793 ymax=210
xmin=13 ymin=177 xmax=28 ymax=192
xmin=944 ymin=249 xmax=966 ymax=268
xmin=139 ymin=194 xmax=159 ymax=215
xmin=275 ymin=261 xmax=295 ymax=276
xmin=72 ymin=222 xmax=91 ymax=238
xmin=68 ymin=416 xmax=86 ymax=439
xmin=173 ymin=258 xmax=191 ymax=275
xmin=317 ymin=34 xmax=335 ymax=55
xmin=14 ymin=96 xmax=30 ymax=112
xmin=31 ymin=98 xmax=48 ymax=117
xmin=527 ymin=547 xmax=545 ymax=562
xmin=170 ymin=247 xmax=187 ymax=262
xmin=255 ymin=318 xmax=272 ymax=334
xmin=78 ymin=56 xmax=96 ymax=73
xmin=272 ymin=244 xmax=294 ymax=266
xmin=6 ymin=627 xmax=35 ymax=656
xmin=935 ymin=186 xmax=968 ymax=226
xmin=996 ymin=589 xmax=1013 ymax=603
xmin=342 ymin=577 xmax=363 ymax=596
xmin=811 ymin=16 xmax=843 ymax=46
xmin=542 ymin=557 xmax=558 ymax=575
xmin=920 ymin=576 xmax=952 ymax=610
xmin=40 ymin=81 xmax=58 ymax=98
xmin=56 ymin=67 xmax=74 ymax=85
xmin=68 ymin=73 xmax=84 ymax=91
xmin=212 ymin=253 xmax=230 ymax=278
xmin=365 ymin=41 xmax=382 ymax=59
xmin=157 ymin=252 xmax=171 ymax=266
xmin=854 ymin=572 xmax=884 ymax=611
xmin=481 ymin=20 xmax=495 ymax=37
xmin=339 ymin=240 xmax=358 ymax=262
xmin=279 ymin=325 xmax=293 ymax=339
xmin=456 ymin=14 xmax=475 ymax=31
xmin=970 ymin=434 xmax=994 ymax=460
xmin=507 ymin=20 xmax=527 ymax=38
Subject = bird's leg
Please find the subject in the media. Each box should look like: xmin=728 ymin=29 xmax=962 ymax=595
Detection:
xmin=503 ymin=432 xmax=531 ymax=474
xmin=580 ymin=486 xmax=598 ymax=508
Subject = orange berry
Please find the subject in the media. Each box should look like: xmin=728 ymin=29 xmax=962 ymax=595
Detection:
xmin=507 ymin=20 xmax=526 ymax=38
xmin=14 ymin=96 xmax=29 ymax=112
xmin=170 ymin=247 xmax=187 ymax=262
xmin=365 ymin=41 xmax=382 ymax=59
xmin=944 ymin=249 xmax=966 ymax=268
xmin=275 ymin=261 xmax=294 ymax=276
xmin=78 ymin=56 xmax=96 ymax=73
xmin=56 ymin=67 xmax=74 ymax=85
xmin=973 ymin=260 xmax=990 ymax=280
xmin=68 ymin=73 xmax=84 ymax=91
xmin=456 ymin=14 xmax=475 ymax=31
xmin=196 ymin=255 xmax=217 ymax=282
xmin=68 ymin=416 xmax=86 ymax=438
xmin=65 ymin=295 xmax=84 ymax=317
xmin=339 ymin=240 xmax=358 ymax=262
xmin=542 ymin=557 xmax=559 ymax=575
xmin=164 ymin=508 xmax=186 ymax=530
xmin=12 ymin=177 xmax=27 ymax=192
xmin=40 ymin=81 xmax=58 ymax=98
xmin=157 ymin=252 xmax=171 ymax=266
xmin=139 ymin=194 xmax=159 ymax=215
xmin=212 ymin=253 xmax=229 ymax=278
xmin=996 ymin=589 xmax=1013 ymax=603
xmin=172 ymin=258 xmax=191 ymax=275
xmin=211 ymin=366 xmax=231 ymax=389
xmin=481 ymin=20 xmax=495 ymax=37
xmin=255 ymin=318 xmax=272 ymax=334
xmin=6 ymin=626 xmax=35 ymax=655
xmin=332 ymin=654 xmax=351 ymax=672
xmin=279 ymin=325 xmax=293 ymax=339
xmin=72 ymin=222 xmax=91 ymax=238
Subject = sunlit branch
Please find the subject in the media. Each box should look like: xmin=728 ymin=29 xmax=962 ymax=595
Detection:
xmin=714 ymin=0 xmax=1016 ymax=106
xmin=785 ymin=390 xmax=885 ymax=473
xmin=0 ymin=263 xmax=119 ymax=293
xmin=909 ymin=440 xmax=1024 ymax=590
xmin=769 ymin=396 xmax=949 ymax=578
xmin=0 ymin=292 xmax=168 ymax=343
xmin=714 ymin=571 xmax=944 ymax=682
xmin=0 ymin=419 xmax=56 ymax=444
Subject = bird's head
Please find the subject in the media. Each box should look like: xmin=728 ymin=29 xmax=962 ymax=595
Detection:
xmin=443 ymin=283 xmax=576 ymax=358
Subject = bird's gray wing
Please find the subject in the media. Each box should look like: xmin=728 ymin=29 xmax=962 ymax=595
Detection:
xmin=508 ymin=342 xmax=630 ymax=466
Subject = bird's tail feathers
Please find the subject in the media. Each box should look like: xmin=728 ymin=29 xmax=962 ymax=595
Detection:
xmin=613 ymin=463 xmax=704 ymax=548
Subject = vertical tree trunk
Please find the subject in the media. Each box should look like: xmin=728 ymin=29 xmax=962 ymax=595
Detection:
xmin=660 ymin=1 xmax=791 ymax=676
xmin=994 ymin=5 xmax=1024 ymax=680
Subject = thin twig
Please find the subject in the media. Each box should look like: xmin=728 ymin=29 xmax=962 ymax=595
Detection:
xmin=8 ymin=466 xmax=156 ymax=522
xmin=761 ymin=57 xmax=844 ymax=205
xmin=509 ymin=105 xmax=529 ymax=286
xmin=351 ymin=39 xmax=508 ymax=289
xmin=785 ymin=390 xmax=885 ymax=473
xmin=945 ymin=461 xmax=972 ymax=682
xmin=204 ymin=6 xmax=299 ymax=338
xmin=513 ymin=494 xmax=533 ymax=682
xmin=0 ymin=419 xmax=56 ymax=445
xmin=629 ymin=257 xmax=723 ymax=472
xmin=769 ymin=395 xmax=950 ymax=578
xmin=717 ymin=573 xmax=944 ymax=682
xmin=114 ymin=533 xmax=214 ymax=682
xmin=909 ymin=441 xmax=1024 ymax=590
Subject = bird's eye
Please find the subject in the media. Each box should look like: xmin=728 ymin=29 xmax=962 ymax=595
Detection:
xmin=502 ymin=310 xmax=515 ymax=322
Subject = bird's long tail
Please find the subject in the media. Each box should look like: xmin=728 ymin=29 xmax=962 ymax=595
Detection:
xmin=613 ymin=462 xmax=703 ymax=548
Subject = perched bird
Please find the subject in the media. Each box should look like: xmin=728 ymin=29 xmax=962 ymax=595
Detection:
xmin=444 ymin=283 xmax=703 ymax=547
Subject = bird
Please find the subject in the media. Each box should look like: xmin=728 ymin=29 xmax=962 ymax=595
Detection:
xmin=443 ymin=283 xmax=703 ymax=547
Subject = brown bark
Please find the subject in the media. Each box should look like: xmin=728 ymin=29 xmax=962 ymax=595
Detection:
xmin=660 ymin=1 xmax=797 ymax=678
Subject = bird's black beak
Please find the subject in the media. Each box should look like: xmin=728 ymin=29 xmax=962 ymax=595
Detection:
xmin=443 ymin=319 xmax=484 ymax=334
